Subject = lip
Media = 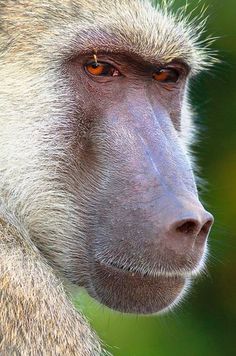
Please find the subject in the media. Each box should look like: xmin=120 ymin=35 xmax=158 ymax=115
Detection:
xmin=89 ymin=261 xmax=188 ymax=314
xmin=97 ymin=259 xmax=193 ymax=278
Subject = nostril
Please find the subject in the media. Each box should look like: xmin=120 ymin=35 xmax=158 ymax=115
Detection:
xmin=174 ymin=214 xmax=213 ymax=240
xmin=176 ymin=219 xmax=199 ymax=235
xmin=198 ymin=219 xmax=213 ymax=238
xmin=165 ymin=211 xmax=214 ymax=251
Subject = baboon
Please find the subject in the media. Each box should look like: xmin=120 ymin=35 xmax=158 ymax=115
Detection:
xmin=0 ymin=0 xmax=214 ymax=354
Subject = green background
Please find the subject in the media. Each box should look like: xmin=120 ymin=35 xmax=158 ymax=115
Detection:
xmin=74 ymin=1 xmax=236 ymax=355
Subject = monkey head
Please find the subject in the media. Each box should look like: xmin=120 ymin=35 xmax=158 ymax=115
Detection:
xmin=0 ymin=0 xmax=214 ymax=314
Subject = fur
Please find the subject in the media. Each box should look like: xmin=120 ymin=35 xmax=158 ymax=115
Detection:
xmin=0 ymin=0 xmax=214 ymax=354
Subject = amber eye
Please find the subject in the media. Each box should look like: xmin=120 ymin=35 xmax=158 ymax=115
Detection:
xmin=153 ymin=68 xmax=180 ymax=83
xmin=85 ymin=62 xmax=121 ymax=77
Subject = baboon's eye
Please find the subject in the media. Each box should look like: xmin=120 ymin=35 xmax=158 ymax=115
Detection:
xmin=85 ymin=62 xmax=121 ymax=77
xmin=153 ymin=68 xmax=180 ymax=83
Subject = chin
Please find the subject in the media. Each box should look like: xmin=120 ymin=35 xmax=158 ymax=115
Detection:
xmin=87 ymin=261 xmax=191 ymax=315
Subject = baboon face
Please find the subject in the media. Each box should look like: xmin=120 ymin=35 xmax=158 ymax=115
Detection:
xmin=63 ymin=52 xmax=213 ymax=314
xmin=0 ymin=0 xmax=214 ymax=314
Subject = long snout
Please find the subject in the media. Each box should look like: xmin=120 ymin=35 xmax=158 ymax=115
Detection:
xmin=87 ymin=93 xmax=214 ymax=315
xmin=93 ymin=99 xmax=213 ymax=275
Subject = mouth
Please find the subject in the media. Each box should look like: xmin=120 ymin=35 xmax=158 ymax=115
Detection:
xmin=89 ymin=260 xmax=190 ymax=314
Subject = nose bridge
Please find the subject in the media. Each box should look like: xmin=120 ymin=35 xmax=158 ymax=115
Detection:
xmin=112 ymin=92 xmax=197 ymax=196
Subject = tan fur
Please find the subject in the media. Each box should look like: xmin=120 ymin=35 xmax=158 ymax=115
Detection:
xmin=0 ymin=207 xmax=102 ymax=355
xmin=0 ymin=0 xmax=214 ymax=354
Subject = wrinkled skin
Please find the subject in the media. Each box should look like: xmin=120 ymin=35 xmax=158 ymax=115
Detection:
xmin=60 ymin=53 xmax=214 ymax=313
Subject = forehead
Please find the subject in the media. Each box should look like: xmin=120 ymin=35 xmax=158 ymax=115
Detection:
xmin=58 ymin=0 xmax=207 ymax=73
xmin=76 ymin=0 xmax=195 ymax=65
xmin=1 ymin=0 xmax=207 ymax=73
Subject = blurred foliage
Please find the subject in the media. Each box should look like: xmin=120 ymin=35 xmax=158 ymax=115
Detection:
xmin=74 ymin=1 xmax=236 ymax=355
